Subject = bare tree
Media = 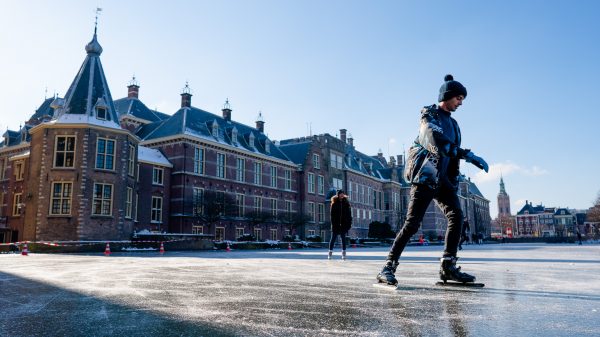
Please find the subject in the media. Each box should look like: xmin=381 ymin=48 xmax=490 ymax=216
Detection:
xmin=281 ymin=211 xmax=311 ymax=239
xmin=587 ymin=191 xmax=600 ymax=223
xmin=188 ymin=190 xmax=237 ymax=233
xmin=245 ymin=210 xmax=274 ymax=239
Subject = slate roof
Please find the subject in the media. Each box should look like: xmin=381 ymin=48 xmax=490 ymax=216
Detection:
xmin=554 ymin=208 xmax=572 ymax=216
xmin=29 ymin=98 xmax=56 ymax=123
xmin=459 ymin=175 xmax=485 ymax=199
xmin=517 ymin=202 xmax=546 ymax=215
xmin=140 ymin=106 xmax=291 ymax=162
xmin=114 ymin=98 xmax=169 ymax=123
xmin=278 ymin=142 xmax=312 ymax=165
xmin=49 ymin=32 xmax=121 ymax=129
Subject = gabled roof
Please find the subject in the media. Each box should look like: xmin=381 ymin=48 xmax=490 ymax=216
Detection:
xmin=140 ymin=106 xmax=291 ymax=162
xmin=517 ymin=202 xmax=546 ymax=215
xmin=114 ymin=97 xmax=169 ymax=123
xmin=49 ymin=31 xmax=121 ymax=130
xmin=278 ymin=141 xmax=312 ymax=165
xmin=29 ymin=97 xmax=56 ymax=123
xmin=138 ymin=146 xmax=172 ymax=167
xmin=554 ymin=208 xmax=572 ymax=216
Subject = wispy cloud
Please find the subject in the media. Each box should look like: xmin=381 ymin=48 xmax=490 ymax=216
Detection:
xmin=472 ymin=161 xmax=549 ymax=184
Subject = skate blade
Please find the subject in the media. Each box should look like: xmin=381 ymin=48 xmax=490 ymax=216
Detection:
xmin=373 ymin=283 xmax=399 ymax=290
xmin=435 ymin=281 xmax=485 ymax=288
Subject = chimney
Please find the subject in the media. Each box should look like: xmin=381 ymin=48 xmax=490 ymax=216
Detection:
xmin=348 ymin=134 xmax=354 ymax=147
xmin=340 ymin=129 xmax=347 ymax=143
xmin=389 ymin=156 xmax=396 ymax=167
xmin=181 ymin=82 xmax=192 ymax=108
xmin=256 ymin=111 xmax=265 ymax=133
xmin=127 ymin=76 xmax=139 ymax=99
xmin=222 ymin=99 xmax=232 ymax=121
xmin=396 ymin=155 xmax=404 ymax=166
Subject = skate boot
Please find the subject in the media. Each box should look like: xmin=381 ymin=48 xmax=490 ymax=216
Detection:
xmin=376 ymin=260 xmax=399 ymax=285
xmin=439 ymin=256 xmax=475 ymax=283
xmin=342 ymin=250 xmax=347 ymax=260
xmin=327 ymin=250 xmax=333 ymax=260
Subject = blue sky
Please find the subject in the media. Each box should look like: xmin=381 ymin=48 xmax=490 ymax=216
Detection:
xmin=1 ymin=0 xmax=599 ymax=216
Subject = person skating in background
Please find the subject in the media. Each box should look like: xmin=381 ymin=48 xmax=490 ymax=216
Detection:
xmin=458 ymin=220 xmax=470 ymax=250
xmin=329 ymin=190 xmax=352 ymax=260
xmin=377 ymin=74 xmax=489 ymax=285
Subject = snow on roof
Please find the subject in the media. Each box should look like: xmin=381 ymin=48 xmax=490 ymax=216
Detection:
xmin=48 ymin=113 xmax=122 ymax=130
xmin=138 ymin=145 xmax=172 ymax=167
xmin=9 ymin=151 xmax=30 ymax=161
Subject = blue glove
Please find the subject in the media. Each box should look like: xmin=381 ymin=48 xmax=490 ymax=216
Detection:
xmin=464 ymin=151 xmax=489 ymax=172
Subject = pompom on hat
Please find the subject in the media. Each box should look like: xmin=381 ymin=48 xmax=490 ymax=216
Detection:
xmin=438 ymin=74 xmax=467 ymax=102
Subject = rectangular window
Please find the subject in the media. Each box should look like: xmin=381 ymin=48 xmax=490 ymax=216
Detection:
xmin=236 ymin=194 xmax=245 ymax=217
xmin=125 ymin=187 xmax=133 ymax=218
xmin=308 ymin=202 xmax=315 ymax=222
xmin=270 ymin=198 xmax=277 ymax=218
xmin=151 ymin=196 xmax=163 ymax=222
xmin=254 ymin=196 xmax=262 ymax=212
xmin=270 ymin=229 xmax=277 ymax=241
xmin=254 ymin=162 xmax=262 ymax=185
xmin=97 ymin=107 xmax=107 ymax=120
xmin=50 ymin=182 xmax=72 ymax=215
xmin=54 ymin=136 xmax=76 ymax=168
xmin=318 ymin=203 xmax=325 ymax=223
xmin=348 ymin=182 xmax=353 ymax=201
xmin=96 ymin=138 xmax=115 ymax=170
xmin=332 ymin=178 xmax=343 ymax=190
xmin=92 ymin=183 xmax=113 ymax=216
xmin=270 ymin=166 xmax=277 ymax=187
xmin=308 ymin=230 xmax=316 ymax=236
xmin=0 ymin=159 xmax=6 ymax=180
xmin=192 ymin=225 xmax=204 ymax=235
xmin=236 ymin=228 xmax=245 ymax=239
xmin=254 ymin=228 xmax=262 ymax=241
xmin=308 ymin=173 xmax=315 ymax=194
xmin=193 ymin=187 xmax=204 ymax=216
xmin=0 ymin=192 xmax=4 ymax=217
xmin=12 ymin=193 xmax=22 ymax=216
xmin=313 ymin=153 xmax=320 ymax=169
xmin=14 ymin=161 xmax=25 ymax=181
xmin=217 ymin=153 xmax=226 ymax=178
xmin=285 ymin=200 xmax=293 ymax=214
xmin=215 ymin=227 xmax=225 ymax=241
xmin=330 ymin=153 xmax=343 ymax=169
xmin=128 ymin=144 xmax=135 ymax=176
xmin=284 ymin=170 xmax=292 ymax=190
xmin=152 ymin=167 xmax=164 ymax=185
xmin=194 ymin=147 xmax=205 ymax=174
xmin=317 ymin=175 xmax=325 ymax=195
xmin=236 ymin=158 xmax=245 ymax=182
xmin=134 ymin=193 xmax=139 ymax=221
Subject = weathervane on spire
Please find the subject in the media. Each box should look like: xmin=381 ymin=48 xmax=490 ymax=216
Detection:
xmin=94 ymin=8 xmax=102 ymax=34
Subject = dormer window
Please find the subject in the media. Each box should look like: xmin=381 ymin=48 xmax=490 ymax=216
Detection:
xmin=21 ymin=131 xmax=26 ymax=142
xmin=249 ymin=133 xmax=255 ymax=148
xmin=97 ymin=107 xmax=107 ymax=120
xmin=231 ymin=128 xmax=238 ymax=145
xmin=94 ymin=97 xmax=109 ymax=121
xmin=212 ymin=121 xmax=219 ymax=138
xmin=265 ymin=140 xmax=271 ymax=153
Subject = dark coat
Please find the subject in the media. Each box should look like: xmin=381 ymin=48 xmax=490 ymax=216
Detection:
xmin=404 ymin=104 xmax=470 ymax=190
xmin=330 ymin=195 xmax=352 ymax=233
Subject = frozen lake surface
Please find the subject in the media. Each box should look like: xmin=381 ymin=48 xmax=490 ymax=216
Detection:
xmin=1 ymin=243 xmax=599 ymax=336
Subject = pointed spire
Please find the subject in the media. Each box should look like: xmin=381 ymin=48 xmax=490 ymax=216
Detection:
xmin=85 ymin=9 xmax=103 ymax=55
xmin=499 ymin=175 xmax=506 ymax=194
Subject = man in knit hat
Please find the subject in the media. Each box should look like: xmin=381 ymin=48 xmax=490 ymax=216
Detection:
xmin=377 ymin=74 xmax=489 ymax=286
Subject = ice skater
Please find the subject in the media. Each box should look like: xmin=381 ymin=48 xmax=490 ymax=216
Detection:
xmin=376 ymin=74 xmax=489 ymax=286
xmin=329 ymin=189 xmax=352 ymax=260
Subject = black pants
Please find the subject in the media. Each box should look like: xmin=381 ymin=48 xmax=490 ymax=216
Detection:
xmin=329 ymin=231 xmax=347 ymax=251
xmin=387 ymin=184 xmax=463 ymax=261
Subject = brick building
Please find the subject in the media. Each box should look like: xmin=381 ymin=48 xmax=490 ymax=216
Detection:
xmin=0 ymin=30 xmax=491 ymax=244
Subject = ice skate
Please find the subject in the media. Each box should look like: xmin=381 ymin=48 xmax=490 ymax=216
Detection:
xmin=341 ymin=250 xmax=347 ymax=260
xmin=437 ymin=256 xmax=484 ymax=287
xmin=327 ymin=250 xmax=333 ymax=260
xmin=376 ymin=260 xmax=399 ymax=286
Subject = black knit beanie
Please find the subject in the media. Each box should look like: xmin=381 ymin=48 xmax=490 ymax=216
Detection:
xmin=438 ymin=74 xmax=467 ymax=102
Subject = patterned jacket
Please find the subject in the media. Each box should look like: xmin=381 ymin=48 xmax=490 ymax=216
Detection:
xmin=404 ymin=105 xmax=471 ymax=190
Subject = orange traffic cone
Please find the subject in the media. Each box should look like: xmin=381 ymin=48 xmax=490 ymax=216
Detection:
xmin=159 ymin=242 xmax=165 ymax=254
xmin=104 ymin=242 xmax=111 ymax=256
xmin=288 ymin=242 xmax=292 ymax=250
xmin=226 ymin=242 xmax=231 ymax=252
xmin=21 ymin=243 xmax=29 ymax=256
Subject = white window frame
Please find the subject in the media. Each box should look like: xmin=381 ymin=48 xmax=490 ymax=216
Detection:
xmin=318 ymin=203 xmax=325 ymax=223
xmin=270 ymin=228 xmax=277 ymax=241
xmin=254 ymin=228 xmax=262 ymax=241
xmin=236 ymin=227 xmax=245 ymax=239
xmin=151 ymin=196 xmax=163 ymax=223
xmin=152 ymin=167 xmax=164 ymax=185
xmin=254 ymin=162 xmax=262 ymax=185
xmin=270 ymin=166 xmax=277 ymax=187
xmin=50 ymin=181 xmax=73 ymax=215
xmin=54 ymin=135 xmax=76 ymax=168
xmin=254 ymin=196 xmax=262 ymax=213
xmin=92 ymin=183 xmax=113 ymax=216
xmin=217 ymin=153 xmax=226 ymax=178
xmin=12 ymin=193 xmax=22 ymax=216
xmin=192 ymin=225 xmax=204 ymax=235
xmin=128 ymin=144 xmax=135 ymax=176
xmin=236 ymin=158 xmax=245 ymax=182
xmin=194 ymin=147 xmax=205 ymax=175
xmin=236 ymin=193 xmax=245 ymax=217
xmin=215 ymin=227 xmax=225 ymax=241
xmin=125 ymin=187 xmax=133 ymax=219
xmin=270 ymin=198 xmax=277 ymax=217
xmin=14 ymin=161 xmax=24 ymax=181
xmin=308 ymin=202 xmax=315 ymax=222
xmin=193 ymin=187 xmax=204 ymax=216
xmin=95 ymin=138 xmax=115 ymax=171
xmin=284 ymin=169 xmax=292 ymax=190
xmin=308 ymin=173 xmax=315 ymax=194
xmin=317 ymin=175 xmax=324 ymax=195
xmin=313 ymin=153 xmax=320 ymax=169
